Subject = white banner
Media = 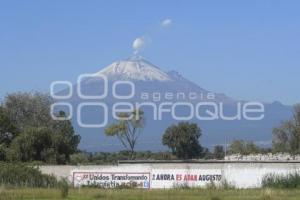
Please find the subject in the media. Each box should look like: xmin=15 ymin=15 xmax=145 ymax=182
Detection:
xmin=72 ymin=171 xmax=150 ymax=189
xmin=151 ymin=169 xmax=222 ymax=188
xmin=72 ymin=169 xmax=222 ymax=189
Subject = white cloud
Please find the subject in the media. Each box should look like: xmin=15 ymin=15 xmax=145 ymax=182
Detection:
xmin=161 ymin=18 xmax=172 ymax=27
xmin=133 ymin=37 xmax=145 ymax=50
xmin=131 ymin=19 xmax=172 ymax=54
xmin=132 ymin=37 xmax=146 ymax=54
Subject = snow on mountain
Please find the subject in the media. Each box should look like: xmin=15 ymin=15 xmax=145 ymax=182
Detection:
xmin=64 ymin=56 xmax=293 ymax=152
xmin=94 ymin=55 xmax=172 ymax=82
xmin=89 ymin=55 xmax=232 ymax=102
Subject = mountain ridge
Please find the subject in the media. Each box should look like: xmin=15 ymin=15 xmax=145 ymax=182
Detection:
xmin=94 ymin=56 xmax=172 ymax=82
xmin=56 ymin=56 xmax=293 ymax=151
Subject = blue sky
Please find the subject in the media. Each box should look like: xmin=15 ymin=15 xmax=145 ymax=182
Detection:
xmin=0 ymin=0 xmax=299 ymax=105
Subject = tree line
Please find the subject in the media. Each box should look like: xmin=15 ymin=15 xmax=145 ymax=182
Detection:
xmin=104 ymin=103 xmax=300 ymax=159
xmin=0 ymin=91 xmax=299 ymax=164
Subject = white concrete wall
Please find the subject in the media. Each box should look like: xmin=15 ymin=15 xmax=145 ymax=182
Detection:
xmin=39 ymin=162 xmax=300 ymax=189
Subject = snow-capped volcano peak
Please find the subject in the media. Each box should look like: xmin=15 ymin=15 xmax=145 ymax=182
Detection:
xmin=94 ymin=56 xmax=172 ymax=81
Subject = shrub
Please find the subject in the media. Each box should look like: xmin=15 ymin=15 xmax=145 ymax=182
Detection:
xmin=0 ymin=162 xmax=58 ymax=188
xmin=58 ymin=178 xmax=69 ymax=198
xmin=0 ymin=145 xmax=8 ymax=161
xmin=70 ymin=153 xmax=89 ymax=165
xmin=262 ymin=172 xmax=300 ymax=188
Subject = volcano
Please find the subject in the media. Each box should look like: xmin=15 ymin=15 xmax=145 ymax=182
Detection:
xmin=58 ymin=56 xmax=293 ymax=151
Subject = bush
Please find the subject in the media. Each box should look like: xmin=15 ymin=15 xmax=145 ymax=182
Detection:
xmin=0 ymin=162 xmax=58 ymax=188
xmin=58 ymin=178 xmax=69 ymax=198
xmin=262 ymin=173 xmax=300 ymax=188
xmin=0 ymin=145 xmax=7 ymax=161
xmin=70 ymin=153 xmax=89 ymax=165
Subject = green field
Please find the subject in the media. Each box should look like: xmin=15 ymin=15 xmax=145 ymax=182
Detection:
xmin=0 ymin=188 xmax=300 ymax=200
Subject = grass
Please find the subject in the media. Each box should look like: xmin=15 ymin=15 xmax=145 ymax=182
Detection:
xmin=0 ymin=188 xmax=300 ymax=200
xmin=262 ymin=173 xmax=300 ymax=188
